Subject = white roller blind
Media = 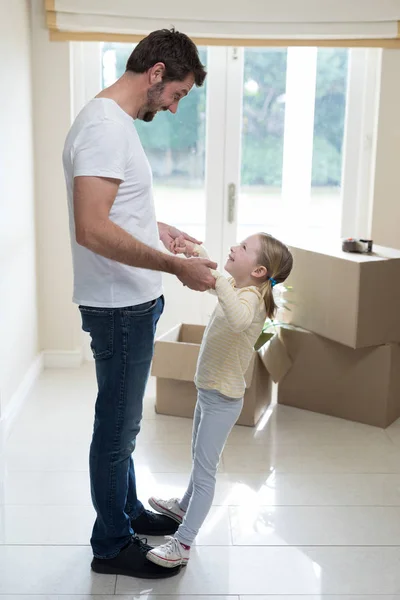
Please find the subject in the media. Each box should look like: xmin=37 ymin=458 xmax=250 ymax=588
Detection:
xmin=45 ymin=0 xmax=400 ymax=46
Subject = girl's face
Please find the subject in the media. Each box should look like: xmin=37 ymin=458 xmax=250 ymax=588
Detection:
xmin=225 ymin=235 xmax=264 ymax=283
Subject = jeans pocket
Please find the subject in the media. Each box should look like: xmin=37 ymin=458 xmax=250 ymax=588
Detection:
xmin=124 ymin=298 xmax=158 ymax=316
xmin=79 ymin=307 xmax=114 ymax=360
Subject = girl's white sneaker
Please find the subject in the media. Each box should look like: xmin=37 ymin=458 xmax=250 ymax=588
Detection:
xmin=148 ymin=496 xmax=185 ymax=524
xmin=147 ymin=536 xmax=190 ymax=568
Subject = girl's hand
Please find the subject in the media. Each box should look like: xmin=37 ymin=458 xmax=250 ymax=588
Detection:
xmin=170 ymin=238 xmax=199 ymax=257
xmin=159 ymin=223 xmax=202 ymax=253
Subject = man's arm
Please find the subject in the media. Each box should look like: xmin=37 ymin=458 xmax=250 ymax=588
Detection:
xmin=73 ymin=176 xmax=217 ymax=291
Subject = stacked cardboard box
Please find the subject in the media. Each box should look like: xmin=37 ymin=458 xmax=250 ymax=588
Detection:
xmin=276 ymin=240 xmax=400 ymax=428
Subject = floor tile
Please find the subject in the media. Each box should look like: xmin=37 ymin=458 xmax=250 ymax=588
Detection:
xmin=227 ymin=412 xmax=393 ymax=446
xmin=230 ymin=505 xmax=400 ymax=545
xmin=0 ymin=596 xmax=238 ymax=600
xmin=0 ymin=503 xmax=230 ymax=546
xmin=386 ymin=420 xmax=400 ymax=446
xmin=147 ymin=505 xmax=232 ymax=547
xmin=136 ymin=471 xmax=191 ymax=504
xmin=4 ymin=436 xmax=90 ymax=472
xmin=134 ymin=443 xmax=213 ymax=473
xmin=222 ymin=443 xmax=400 ymax=473
xmin=138 ymin=417 xmax=194 ymax=444
xmin=0 ymin=505 xmax=94 ymax=545
xmin=240 ymin=596 xmax=400 ymax=600
xmin=0 ymin=596 xmax=119 ymax=600
xmin=1 ymin=470 xmax=91 ymax=505
xmin=212 ymin=472 xmax=400 ymax=506
xmin=0 ymin=545 xmax=115 ymax=594
xmin=116 ymin=545 xmax=400 ymax=595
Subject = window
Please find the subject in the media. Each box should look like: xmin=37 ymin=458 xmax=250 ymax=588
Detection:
xmin=238 ymin=47 xmax=349 ymax=242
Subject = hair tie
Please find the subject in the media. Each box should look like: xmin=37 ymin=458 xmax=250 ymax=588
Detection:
xmin=269 ymin=276 xmax=277 ymax=287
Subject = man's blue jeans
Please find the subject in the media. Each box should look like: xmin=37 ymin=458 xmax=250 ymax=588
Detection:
xmin=79 ymin=296 xmax=164 ymax=559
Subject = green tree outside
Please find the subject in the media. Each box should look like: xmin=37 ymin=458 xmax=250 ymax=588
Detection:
xmin=101 ymin=43 xmax=348 ymax=189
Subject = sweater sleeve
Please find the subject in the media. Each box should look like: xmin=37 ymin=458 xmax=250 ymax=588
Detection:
xmin=192 ymin=244 xmax=219 ymax=296
xmin=214 ymin=275 xmax=261 ymax=333
xmin=192 ymin=244 xmax=210 ymax=259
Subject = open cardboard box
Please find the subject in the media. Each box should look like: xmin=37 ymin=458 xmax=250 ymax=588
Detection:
xmin=276 ymin=325 xmax=400 ymax=428
xmin=283 ymin=240 xmax=400 ymax=349
xmin=151 ymin=323 xmax=287 ymax=426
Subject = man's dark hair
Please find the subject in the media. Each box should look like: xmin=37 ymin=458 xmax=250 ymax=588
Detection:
xmin=126 ymin=28 xmax=207 ymax=87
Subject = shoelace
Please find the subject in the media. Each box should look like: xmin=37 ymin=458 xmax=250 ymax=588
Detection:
xmin=131 ymin=535 xmax=152 ymax=553
xmin=158 ymin=536 xmax=184 ymax=558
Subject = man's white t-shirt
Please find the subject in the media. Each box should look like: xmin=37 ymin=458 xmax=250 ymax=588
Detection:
xmin=63 ymin=98 xmax=163 ymax=307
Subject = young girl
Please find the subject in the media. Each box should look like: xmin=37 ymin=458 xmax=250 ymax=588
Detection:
xmin=146 ymin=232 xmax=293 ymax=568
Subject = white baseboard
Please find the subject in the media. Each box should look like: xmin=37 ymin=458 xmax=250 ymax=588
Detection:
xmin=0 ymin=353 xmax=44 ymax=448
xmin=43 ymin=349 xmax=83 ymax=368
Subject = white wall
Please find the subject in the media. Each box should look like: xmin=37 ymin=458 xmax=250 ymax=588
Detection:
xmin=371 ymin=49 xmax=400 ymax=249
xmin=30 ymin=0 xmax=82 ymax=359
xmin=0 ymin=0 xmax=39 ymax=418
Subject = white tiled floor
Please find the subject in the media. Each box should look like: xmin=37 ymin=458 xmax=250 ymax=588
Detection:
xmin=2 ymin=363 xmax=400 ymax=598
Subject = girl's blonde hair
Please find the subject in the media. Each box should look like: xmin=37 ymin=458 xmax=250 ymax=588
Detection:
xmin=257 ymin=233 xmax=293 ymax=319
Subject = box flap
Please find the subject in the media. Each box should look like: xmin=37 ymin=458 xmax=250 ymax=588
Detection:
xmin=179 ymin=324 xmax=206 ymax=344
xmin=261 ymin=331 xmax=292 ymax=383
xmin=156 ymin=324 xmax=182 ymax=343
xmin=243 ymin=353 xmax=257 ymax=388
xmin=151 ymin=323 xmax=203 ymax=382
xmin=151 ymin=339 xmax=200 ymax=381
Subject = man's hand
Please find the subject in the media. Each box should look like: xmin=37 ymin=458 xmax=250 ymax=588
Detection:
xmin=171 ymin=239 xmax=199 ymax=257
xmin=175 ymin=257 xmax=217 ymax=291
xmin=158 ymin=222 xmax=202 ymax=253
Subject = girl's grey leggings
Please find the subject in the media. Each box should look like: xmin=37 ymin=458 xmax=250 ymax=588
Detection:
xmin=176 ymin=387 xmax=243 ymax=546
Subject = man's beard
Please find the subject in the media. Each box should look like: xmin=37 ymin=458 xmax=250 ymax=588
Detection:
xmin=139 ymin=82 xmax=166 ymax=122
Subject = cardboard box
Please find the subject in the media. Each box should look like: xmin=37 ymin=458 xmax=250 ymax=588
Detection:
xmin=283 ymin=240 xmax=400 ymax=349
xmin=151 ymin=323 xmax=274 ymax=426
xmin=276 ymin=326 xmax=400 ymax=428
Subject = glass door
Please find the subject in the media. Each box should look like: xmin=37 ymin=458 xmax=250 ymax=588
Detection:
xmin=239 ymin=47 xmax=288 ymax=241
xmin=224 ymin=46 xmax=350 ymax=252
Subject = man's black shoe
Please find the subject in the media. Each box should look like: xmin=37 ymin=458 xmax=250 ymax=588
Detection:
xmin=91 ymin=536 xmax=181 ymax=578
xmin=131 ymin=509 xmax=179 ymax=536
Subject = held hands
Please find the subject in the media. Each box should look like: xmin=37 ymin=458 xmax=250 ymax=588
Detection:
xmin=170 ymin=235 xmax=217 ymax=290
xmin=158 ymin=222 xmax=217 ymax=291
xmin=170 ymin=238 xmax=199 ymax=257
xmin=176 ymin=257 xmax=217 ymax=291
xmin=158 ymin=223 xmax=201 ymax=255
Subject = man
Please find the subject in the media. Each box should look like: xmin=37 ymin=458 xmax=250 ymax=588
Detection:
xmin=63 ymin=29 xmax=216 ymax=579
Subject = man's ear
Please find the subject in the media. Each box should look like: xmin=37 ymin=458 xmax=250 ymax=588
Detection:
xmin=148 ymin=62 xmax=165 ymax=85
